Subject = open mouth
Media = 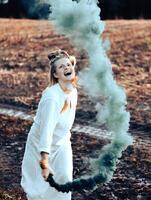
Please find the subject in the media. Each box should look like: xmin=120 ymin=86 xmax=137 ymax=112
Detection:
xmin=64 ymin=72 xmax=72 ymax=76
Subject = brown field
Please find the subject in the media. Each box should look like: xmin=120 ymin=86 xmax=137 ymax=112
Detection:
xmin=0 ymin=19 xmax=151 ymax=200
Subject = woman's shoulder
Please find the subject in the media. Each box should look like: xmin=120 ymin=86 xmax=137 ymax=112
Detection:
xmin=40 ymin=84 xmax=60 ymax=103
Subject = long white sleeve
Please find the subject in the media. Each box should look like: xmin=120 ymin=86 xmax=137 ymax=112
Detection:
xmin=38 ymin=98 xmax=60 ymax=155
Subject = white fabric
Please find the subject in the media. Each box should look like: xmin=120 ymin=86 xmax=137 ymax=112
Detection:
xmin=20 ymin=83 xmax=77 ymax=199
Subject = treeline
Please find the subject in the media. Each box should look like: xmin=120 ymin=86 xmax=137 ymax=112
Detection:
xmin=100 ymin=0 xmax=151 ymax=19
xmin=0 ymin=0 xmax=151 ymax=19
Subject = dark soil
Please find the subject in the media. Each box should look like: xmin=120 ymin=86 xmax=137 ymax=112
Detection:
xmin=0 ymin=19 xmax=151 ymax=200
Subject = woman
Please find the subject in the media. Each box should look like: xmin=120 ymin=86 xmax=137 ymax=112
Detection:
xmin=20 ymin=49 xmax=78 ymax=200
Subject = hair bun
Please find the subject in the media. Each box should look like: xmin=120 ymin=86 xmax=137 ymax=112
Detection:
xmin=48 ymin=50 xmax=60 ymax=60
xmin=48 ymin=53 xmax=56 ymax=60
xmin=48 ymin=49 xmax=70 ymax=61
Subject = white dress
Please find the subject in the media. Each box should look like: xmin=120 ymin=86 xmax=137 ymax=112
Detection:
xmin=20 ymin=83 xmax=78 ymax=200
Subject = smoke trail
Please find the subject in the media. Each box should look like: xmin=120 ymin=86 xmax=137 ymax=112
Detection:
xmin=0 ymin=0 xmax=9 ymax=4
xmin=22 ymin=0 xmax=134 ymax=191
xmin=21 ymin=0 xmax=50 ymax=19
xmin=48 ymin=0 xmax=133 ymax=176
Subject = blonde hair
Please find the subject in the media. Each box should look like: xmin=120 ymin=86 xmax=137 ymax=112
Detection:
xmin=47 ymin=49 xmax=78 ymax=88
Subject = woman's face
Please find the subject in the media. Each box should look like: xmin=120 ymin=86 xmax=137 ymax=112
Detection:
xmin=53 ymin=57 xmax=75 ymax=82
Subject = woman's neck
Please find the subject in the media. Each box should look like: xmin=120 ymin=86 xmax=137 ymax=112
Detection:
xmin=58 ymin=80 xmax=74 ymax=94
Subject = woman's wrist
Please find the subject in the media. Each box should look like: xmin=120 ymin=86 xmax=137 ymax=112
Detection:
xmin=40 ymin=151 xmax=49 ymax=159
xmin=39 ymin=159 xmax=49 ymax=169
xmin=39 ymin=151 xmax=50 ymax=169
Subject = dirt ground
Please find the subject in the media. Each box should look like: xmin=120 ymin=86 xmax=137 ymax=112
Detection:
xmin=0 ymin=19 xmax=151 ymax=200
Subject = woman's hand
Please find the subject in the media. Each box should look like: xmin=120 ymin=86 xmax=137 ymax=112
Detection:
xmin=41 ymin=166 xmax=55 ymax=180
xmin=39 ymin=153 xmax=55 ymax=180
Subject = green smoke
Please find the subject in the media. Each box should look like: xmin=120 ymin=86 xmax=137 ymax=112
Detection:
xmin=48 ymin=0 xmax=133 ymax=184
xmin=21 ymin=0 xmax=51 ymax=19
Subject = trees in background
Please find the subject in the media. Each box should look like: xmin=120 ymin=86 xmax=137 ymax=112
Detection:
xmin=0 ymin=0 xmax=22 ymax=18
xmin=100 ymin=0 xmax=151 ymax=19
xmin=0 ymin=0 xmax=151 ymax=19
